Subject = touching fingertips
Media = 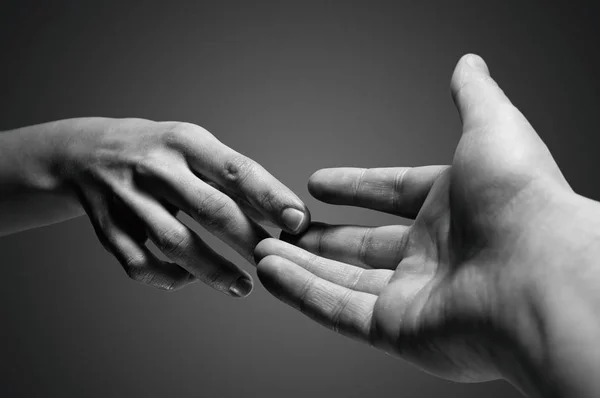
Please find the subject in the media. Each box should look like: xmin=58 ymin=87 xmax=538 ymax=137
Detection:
xmin=254 ymin=238 xmax=278 ymax=263
xmin=278 ymin=230 xmax=297 ymax=245
xmin=281 ymin=207 xmax=308 ymax=234
xmin=256 ymin=255 xmax=286 ymax=295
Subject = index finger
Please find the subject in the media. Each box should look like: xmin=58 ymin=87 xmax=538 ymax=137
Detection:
xmin=172 ymin=124 xmax=310 ymax=234
xmin=280 ymin=223 xmax=409 ymax=270
xmin=308 ymin=166 xmax=447 ymax=218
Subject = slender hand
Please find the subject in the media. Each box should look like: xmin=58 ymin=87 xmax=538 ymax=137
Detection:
xmin=255 ymin=55 xmax=600 ymax=397
xmin=0 ymin=118 xmax=309 ymax=295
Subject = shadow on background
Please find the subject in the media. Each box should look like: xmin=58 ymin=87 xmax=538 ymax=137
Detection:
xmin=1 ymin=1 xmax=599 ymax=397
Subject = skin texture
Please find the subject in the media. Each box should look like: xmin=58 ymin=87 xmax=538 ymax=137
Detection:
xmin=255 ymin=54 xmax=600 ymax=397
xmin=0 ymin=118 xmax=310 ymax=295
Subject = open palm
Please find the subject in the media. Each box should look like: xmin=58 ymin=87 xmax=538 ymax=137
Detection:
xmin=255 ymin=54 xmax=574 ymax=384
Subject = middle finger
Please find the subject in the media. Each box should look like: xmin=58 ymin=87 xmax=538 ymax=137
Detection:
xmin=281 ymin=223 xmax=409 ymax=270
xmin=137 ymin=162 xmax=270 ymax=264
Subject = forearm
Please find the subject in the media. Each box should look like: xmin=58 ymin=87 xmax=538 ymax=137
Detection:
xmin=0 ymin=120 xmax=84 ymax=236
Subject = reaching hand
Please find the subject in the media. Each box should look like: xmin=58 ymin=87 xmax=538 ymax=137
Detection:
xmin=255 ymin=54 xmax=587 ymax=392
xmin=1 ymin=118 xmax=309 ymax=294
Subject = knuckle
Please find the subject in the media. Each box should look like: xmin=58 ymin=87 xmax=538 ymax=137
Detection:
xmin=203 ymin=267 xmax=226 ymax=287
xmin=314 ymin=225 xmax=327 ymax=255
xmin=331 ymin=290 xmax=354 ymax=332
xmin=392 ymin=168 xmax=409 ymax=195
xmin=162 ymin=122 xmax=211 ymax=147
xmin=305 ymin=252 xmax=321 ymax=274
xmin=155 ymin=225 xmax=190 ymax=259
xmin=123 ymin=258 xmax=152 ymax=284
xmin=394 ymin=228 xmax=411 ymax=259
xmin=133 ymin=151 xmax=165 ymax=176
xmin=124 ymin=265 xmax=178 ymax=292
xmin=348 ymin=268 xmax=364 ymax=290
xmin=391 ymin=168 xmax=410 ymax=211
xmin=123 ymin=257 xmax=191 ymax=292
xmin=358 ymin=228 xmax=374 ymax=264
xmin=353 ymin=169 xmax=368 ymax=202
xmin=161 ymin=125 xmax=183 ymax=147
xmin=298 ymin=272 xmax=318 ymax=313
xmin=222 ymin=155 xmax=256 ymax=186
xmin=256 ymin=188 xmax=278 ymax=210
xmin=194 ymin=192 xmax=235 ymax=233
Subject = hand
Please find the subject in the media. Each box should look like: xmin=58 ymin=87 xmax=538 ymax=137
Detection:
xmin=254 ymin=54 xmax=595 ymax=395
xmin=20 ymin=118 xmax=309 ymax=294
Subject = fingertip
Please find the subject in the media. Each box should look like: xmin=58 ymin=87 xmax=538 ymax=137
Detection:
xmin=308 ymin=168 xmax=329 ymax=182
xmin=467 ymin=54 xmax=490 ymax=75
xmin=229 ymin=274 xmax=254 ymax=298
xmin=280 ymin=204 xmax=311 ymax=235
xmin=256 ymin=254 xmax=282 ymax=270
xmin=254 ymin=237 xmax=279 ymax=263
xmin=256 ymin=253 xmax=297 ymax=282
xmin=307 ymin=169 xmax=329 ymax=198
xmin=280 ymin=221 xmax=326 ymax=246
xmin=451 ymin=53 xmax=506 ymax=126
xmin=256 ymin=254 xmax=285 ymax=289
xmin=458 ymin=53 xmax=490 ymax=75
xmin=451 ymin=53 xmax=491 ymax=97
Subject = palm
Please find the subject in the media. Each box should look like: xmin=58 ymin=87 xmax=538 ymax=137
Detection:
xmin=255 ymin=54 xmax=569 ymax=383
xmin=371 ymin=162 xmax=538 ymax=381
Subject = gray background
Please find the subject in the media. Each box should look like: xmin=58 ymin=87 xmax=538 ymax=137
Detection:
xmin=1 ymin=1 xmax=599 ymax=397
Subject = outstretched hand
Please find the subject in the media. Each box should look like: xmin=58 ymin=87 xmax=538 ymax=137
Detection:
xmin=0 ymin=118 xmax=310 ymax=295
xmin=68 ymin=120 xmax=310 ymax=294
xmin=255 ymin=54 xmax=583 ymax=392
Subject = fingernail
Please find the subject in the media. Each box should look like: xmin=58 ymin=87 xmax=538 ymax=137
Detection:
xmin=466 ymin=54 xmax=489 ymax=74
xmin=281 ymin=208 xmax=305 ymax=233
xmin=229 ymin=276 xmax=253 ymax=298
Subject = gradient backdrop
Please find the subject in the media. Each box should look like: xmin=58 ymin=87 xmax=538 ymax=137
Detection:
xmin=1 ymin=1 xmax=599 ymax=397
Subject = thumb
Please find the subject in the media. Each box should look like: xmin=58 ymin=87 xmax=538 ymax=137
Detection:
xmin=450 ymin=54 xmax=569 ymax=190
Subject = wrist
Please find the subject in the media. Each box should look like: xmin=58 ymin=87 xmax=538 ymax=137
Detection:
xmin=7 ymin=117 xmax=114 ymax=193
xmin=0 ymin=122 xmax=63 ymax=193
xmin=0 ymin=120 xmax=89 ymax=236
xmin=497 ymin=190 xmax=600 ymax=397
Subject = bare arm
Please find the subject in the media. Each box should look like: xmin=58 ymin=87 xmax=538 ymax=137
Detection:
xmin=0 ymin=120 xmax=85 ymax=236
xmin=255 ymin=54 xmax=600 ymax=397
xmin=0 ymin=117 xmax=310 ymax=295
